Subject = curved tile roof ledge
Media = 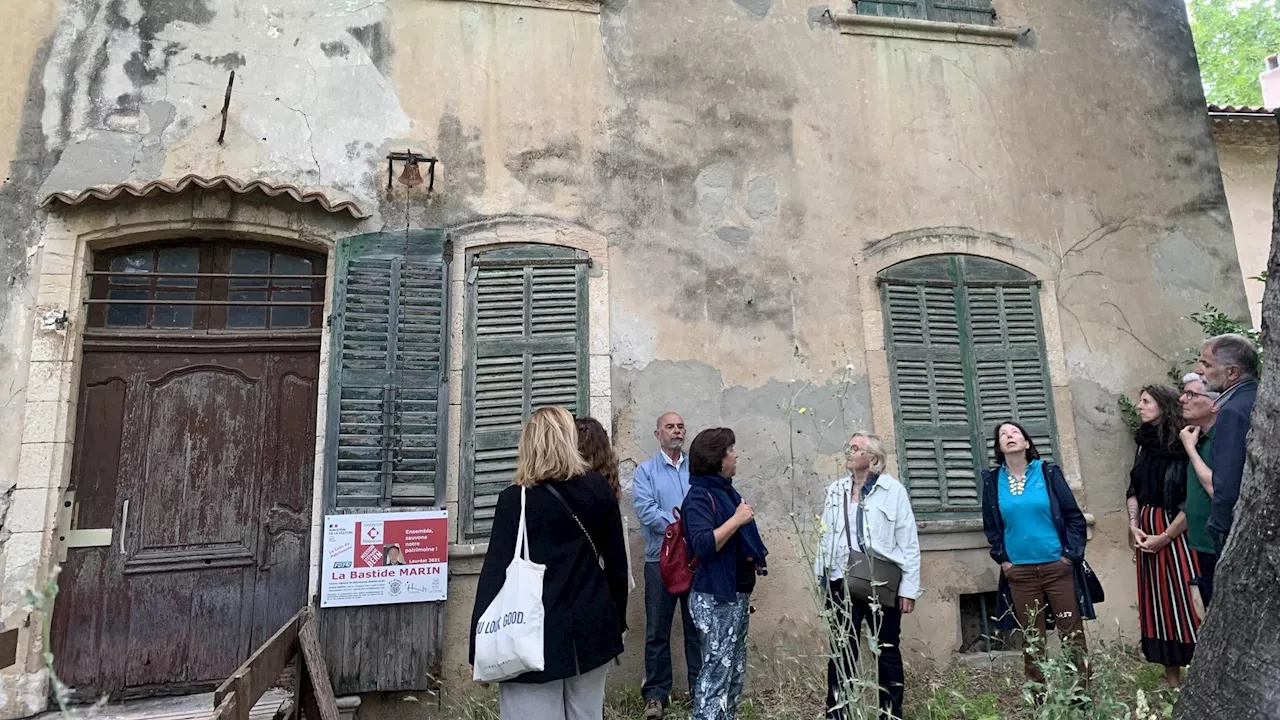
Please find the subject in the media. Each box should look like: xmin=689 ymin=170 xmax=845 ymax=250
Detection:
xmin=39 ymin=174 xmax=371 ymax=219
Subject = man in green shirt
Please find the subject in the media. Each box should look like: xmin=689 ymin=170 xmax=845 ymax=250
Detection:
xmin=1179 ymin=373 xmax=1219 ymax=605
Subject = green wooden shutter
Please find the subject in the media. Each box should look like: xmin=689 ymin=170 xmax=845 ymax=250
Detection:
xmin=856 ymin=0 xmax=924 ymax=18
xmin=967 ymin=283 xmax=1057 ymax=467
xmin=881 ymin=255 xmax=1058 ymax=516
xmin=883 ymin=281 xmax=979 ymax=512
xmin=326 ymin=231 xmax=449 ymax=509
xmin=461 ymin=245 xmax=589 ymax=539
xmin=927 ymin=0 xmax=995 ymax=25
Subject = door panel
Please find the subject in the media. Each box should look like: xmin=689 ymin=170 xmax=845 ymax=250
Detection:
xmin=51 ymin=346 xmax=319 ymax=700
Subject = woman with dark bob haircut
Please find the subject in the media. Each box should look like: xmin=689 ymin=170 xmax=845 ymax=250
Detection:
xmin=575 ymin=416 xmax=635 ymax=594
xmin=680 ymin=428 xmax=769 ymax=720
xmin=981 ymin=421 xmax=1095 ymax=691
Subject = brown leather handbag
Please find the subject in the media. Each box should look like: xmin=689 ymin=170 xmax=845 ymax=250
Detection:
xmin=842 ymin=489 xmax=902 ymax=607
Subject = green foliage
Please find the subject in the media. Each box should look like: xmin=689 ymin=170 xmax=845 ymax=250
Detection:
xmin=1119 ymin=394 xmax=1141 ymax=434
xmin=1118 ymin=275 xmax=1266 ymax=428
xmin=1187 ymin=0 xmax=1280 ymax=106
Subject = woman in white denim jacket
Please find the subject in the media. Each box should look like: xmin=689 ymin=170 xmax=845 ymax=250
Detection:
xmin=813 ymin=432 xmax=921 ymax=720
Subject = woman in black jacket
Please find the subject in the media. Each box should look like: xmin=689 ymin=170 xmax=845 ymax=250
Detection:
xmin=468 ymin=406 xmax=630 ymax=720
xmin=981 ymin=421 xmax=1093 ymax=687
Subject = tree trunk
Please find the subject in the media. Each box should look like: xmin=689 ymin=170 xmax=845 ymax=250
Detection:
xmin=1176 ymin=113 xmax=1280 ymax=718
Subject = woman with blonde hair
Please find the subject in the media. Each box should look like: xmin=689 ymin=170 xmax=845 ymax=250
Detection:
xmin=469 ymin=407 xmax=630 ymax=720
xmin=814 ymin=432 xmax=921 ymax=720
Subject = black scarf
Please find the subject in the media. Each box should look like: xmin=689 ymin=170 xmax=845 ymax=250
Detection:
xmin=1128 ymin=423 xmax=1188 ymax=513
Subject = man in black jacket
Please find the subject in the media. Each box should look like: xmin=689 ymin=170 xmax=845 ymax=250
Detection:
xmin=1195 ymin=333 xmax=1260 ymax=554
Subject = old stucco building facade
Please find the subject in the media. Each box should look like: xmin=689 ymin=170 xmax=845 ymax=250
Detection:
xmin=1211 ymin=103 xmax=1277 ymax=329
xmin=0 ymin=0 xmax=1253 ymax=715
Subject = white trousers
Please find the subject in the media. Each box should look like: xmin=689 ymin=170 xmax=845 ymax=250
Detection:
xmin=498 ymin=663 xmax=609 ymax=720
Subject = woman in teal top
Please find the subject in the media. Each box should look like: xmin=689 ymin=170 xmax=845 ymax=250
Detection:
xmin=997 ymin=459 xmax=1063 ymax=565
xmin=981 ymin=421 xmax=1091 ymax=689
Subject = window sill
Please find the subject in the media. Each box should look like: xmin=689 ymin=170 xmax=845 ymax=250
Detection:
xmin=436 ymin=0 xmax=601 ymax=13
xmin=832 ymin=12 xmax=1024 ymax=47
xmin=449 ymin=542 xmax=489 ymax=559
xmin=918 ymin=513 xmax=1095 ymax=552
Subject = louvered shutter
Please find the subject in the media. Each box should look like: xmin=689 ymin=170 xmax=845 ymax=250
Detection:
xmin=967 ymin=284 xmax=1057 ymax=466
xmin=883 ymin=282 xmax=979 ymax=511
xmin=326 ymin=231 xmax=449 ymax=509
xmin=856 ymin=0 xmax=924 ymax=18
xmin=461 ymin=245 xmax=589 ymax=539
xmin=880 ymin=255 xmax=1058 ymax=516
xmin=927 ymin=0 xmax=995 ymax=25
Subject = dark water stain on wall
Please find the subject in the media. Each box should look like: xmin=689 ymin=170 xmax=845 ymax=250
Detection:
xmin=347 ymin=22 xmax=391 ymax=73
xmin=194 ymin=51 xmax=245 ymax=70
xmin=320 ymin=41 xmax=350 ymax=59
xmin=506 ymin=136 xmax=584 ymax=201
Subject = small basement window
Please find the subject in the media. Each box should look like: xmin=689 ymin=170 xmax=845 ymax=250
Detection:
xmin=958 ymin=592 xmax=1013 ymax=653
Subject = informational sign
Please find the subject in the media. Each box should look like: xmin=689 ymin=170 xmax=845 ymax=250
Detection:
xmin=321 ymin=510 xmax=448 ymax=608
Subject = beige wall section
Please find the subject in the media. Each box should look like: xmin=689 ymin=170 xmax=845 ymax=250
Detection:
xmin=0 ymin=2 xmax=56 ymax=176
xmin=389 ymin=0 xmax=605 ymax=220
xmin=1216 ymin=138 xmax=1277 ymax=328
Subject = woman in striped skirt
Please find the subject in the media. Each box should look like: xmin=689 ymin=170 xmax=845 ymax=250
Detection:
xmin=1127 ymin=385 xmax=1199 ymax=687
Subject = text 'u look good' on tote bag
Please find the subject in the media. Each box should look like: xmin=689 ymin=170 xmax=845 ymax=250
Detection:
xmin=473 ymin=487 xmax=547 ymax=683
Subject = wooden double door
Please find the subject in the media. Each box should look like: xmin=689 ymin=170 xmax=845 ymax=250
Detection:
xmin=50 ymin=343 xmax=320 ymax=699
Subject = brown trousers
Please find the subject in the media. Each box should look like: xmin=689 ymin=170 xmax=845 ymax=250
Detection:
xmin=1005 ymin=559 xmax=1088 ymax=683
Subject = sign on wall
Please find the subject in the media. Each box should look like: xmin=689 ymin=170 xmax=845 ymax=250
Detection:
xmin=321 ymin=510 xmax=448 ymax=608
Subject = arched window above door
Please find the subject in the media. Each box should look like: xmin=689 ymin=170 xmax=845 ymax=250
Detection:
xmin=87 ymin=241 xmax=326 ymax=332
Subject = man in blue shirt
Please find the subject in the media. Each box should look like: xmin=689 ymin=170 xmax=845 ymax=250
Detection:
xmin=1196 ymin=333 xmax=1260 ymax=554
xmin=632 ymin=412 xmax=700 ymax=719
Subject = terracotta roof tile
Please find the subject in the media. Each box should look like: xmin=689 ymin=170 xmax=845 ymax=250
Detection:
xmin=40 ymin=174 xmax=370 ymax=219
xmin=1207 ymin=104 xmax=1274 ymax=116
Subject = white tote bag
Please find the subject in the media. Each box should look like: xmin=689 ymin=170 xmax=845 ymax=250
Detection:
xmin=473 ymin=487 xmax=547 ymax=683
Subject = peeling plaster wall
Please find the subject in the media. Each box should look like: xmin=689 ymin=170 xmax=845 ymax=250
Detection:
xmin=0 ymin=0 xmax=1254 ymax=711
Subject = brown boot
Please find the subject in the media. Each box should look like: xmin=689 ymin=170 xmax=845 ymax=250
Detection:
xmin=643 ymin=699 xmax=665 ymax=719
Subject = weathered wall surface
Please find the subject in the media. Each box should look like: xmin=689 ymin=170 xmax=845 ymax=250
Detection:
xmin=0 ymin=0 xmax=1252 ymax=714
xmin=1216 ymin=138 xmax=1277 ymax=328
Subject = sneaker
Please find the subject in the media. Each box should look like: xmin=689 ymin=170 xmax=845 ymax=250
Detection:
xmin=643 ymin=699 xmax=665 ymax=719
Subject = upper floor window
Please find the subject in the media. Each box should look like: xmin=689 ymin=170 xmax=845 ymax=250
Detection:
xmin=855 ymin=0 xmax=996 ymax=25
xmin=879 ymin=254 xmax=1058 ymax=515
xmin=88 ymin=241 xmax=326 ymax=331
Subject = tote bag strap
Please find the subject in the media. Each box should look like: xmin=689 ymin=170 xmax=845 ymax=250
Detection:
xmin=517 ymin=486 xmax=532 ymax=562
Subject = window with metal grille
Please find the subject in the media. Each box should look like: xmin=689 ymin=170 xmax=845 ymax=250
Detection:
xmin=855 ymin=0 xmax=997 ymax=25
xmin=879 ymin=255 xmax=1058 ymax=516
xmin=460 ymin=244 xmax=590 ymax=540
xmin=87 ymin=241 xmax=326 ymax=331
xmin=324 ymin=231 xmax=449 ymax=510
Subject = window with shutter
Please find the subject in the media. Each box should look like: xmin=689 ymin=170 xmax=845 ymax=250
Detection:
xmin=461 ymin=244 xmax=590 ymax=539
xmin=325 ymin=231 xmax=449 ymax=509
xmin=855 ymin=0 xmax=995 ymax=25
xmin=880 ymin=255 xmax=1057 ymax=516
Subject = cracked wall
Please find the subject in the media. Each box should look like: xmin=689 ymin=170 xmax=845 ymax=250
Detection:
xmin=0 ymin=0 xmax=1254 ymax=710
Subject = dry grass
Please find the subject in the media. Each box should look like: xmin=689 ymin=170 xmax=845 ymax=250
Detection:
xmin=442 ymin=639 xmax=1181 ymax=719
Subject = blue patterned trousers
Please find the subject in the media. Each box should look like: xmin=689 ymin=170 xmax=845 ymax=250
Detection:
xmin=690 ymin=591 xmax=751 ymax=720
